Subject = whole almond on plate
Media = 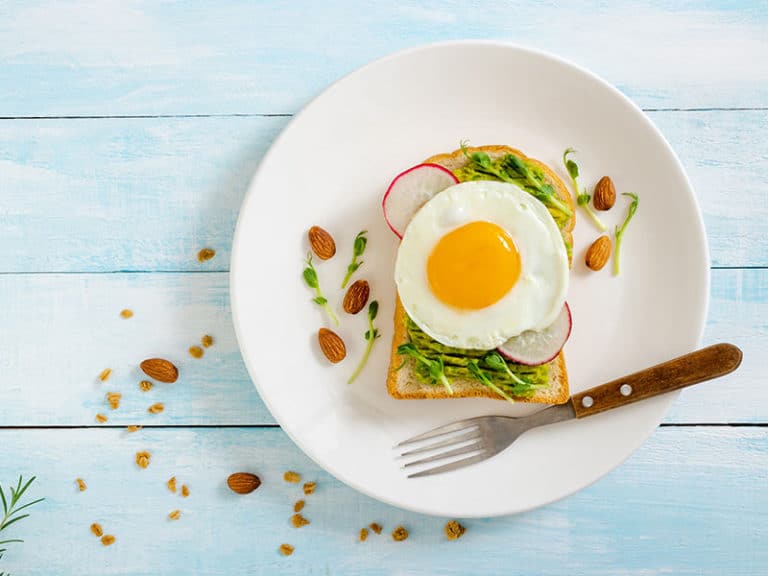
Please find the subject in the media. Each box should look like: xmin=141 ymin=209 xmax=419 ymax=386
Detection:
xmin=593 ymin=176 xmax=616 ymax=211
xmin=140 ymin=358 xmax=179 ymax=383
xmin=318 ymin=328 xmax=346 ymax=363
xmin=585 ymin=235 xmax=612 ymax=271
xmin=343 ymin=279 xmax=370 ymax=314
xmin=227 ymin=472 xmax=261 ymax=494
xmin=308 ymin=226 xmax=336 ymax=260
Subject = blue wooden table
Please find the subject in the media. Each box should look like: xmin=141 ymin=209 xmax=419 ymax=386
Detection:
xmin=0 ymin=2 xmax=766 ymax=574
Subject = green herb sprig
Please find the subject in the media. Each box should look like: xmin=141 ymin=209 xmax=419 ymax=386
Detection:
xmin=302 ymin=253 xmax=339 ymax=326
xmin=483 ymin=352 xmax=532 ymax=388
xmin=563 ymin=148 xmax=606 ymax=231
xmin=397 ymin=342 xmax=453 ymax=394
xmin=460 ymin=141 xmax=572 ymax=218
xmin=0 ymin=476 xmax=44 ymax=564
xmin=348 ymin=300 xmax=380 ymax=384
xmin=613 ymin=192 xmax=639 ymax=275
xmin=341 ymin=231 xmax=367 ymax=288
xmin=467 ymin=360 xmax=515 ymax=404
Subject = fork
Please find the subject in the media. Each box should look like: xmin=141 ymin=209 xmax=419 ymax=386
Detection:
xmin=397 ymin=343 xmax=742 ymax=478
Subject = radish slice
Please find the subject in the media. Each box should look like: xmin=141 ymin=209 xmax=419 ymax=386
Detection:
xmin=497 ymin=303 xmax=572 ymax=366
xmin=383 ymin=163 xmax=459 ymax=238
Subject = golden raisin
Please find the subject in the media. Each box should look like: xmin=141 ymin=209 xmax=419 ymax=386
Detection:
xmin=135 ymin=451 xmax=151 ymax=469
xmin=76 ymin=478 xmax=87 ymax=491
xmin=120 ymin=309 xmax=133 ymax=319
xmin=168 ymin=510 xmax=181 ymax=520
xmin=98 ymin=368 xmax=112 ymax=382
xmin=201 ymin=334 xmax=214 ymax=348
xmin=126 ymin=425 xmax=142 ymax=433
xmin=181 ymin=485 xmax=190 ymax=498
xmin=291 ymin=514 xmax=310 ymax=528
xmin=101 ymin=534 xmax=116 ymax=546
xmin=167 ymin=476 xmax=177 ymax=493
xmin=279 ymin=544 xmax=294 ymax=556
xmin=293 ymin=500 xmax=305 ymax=513
xmin=90 ymin=523 xmax=103 ymax=537
xmin=392 ymin=526 xmax=409 ymax=541
xmin=359 ymin=528 xmax=369 ymax=542
xmin=95 ymin=413 xmax=108 ymax=424
xmin=284 ymin=471 xmax=301 ymax=483
xmin=445 ymin=520 xmax=466 ymax=540
xmin=139 ymin=380 xmax=153 ymax=392
xmin=189 ymin=346 xmax=204 ymax=359
xmin=302 ymin=481 xmax=316 ymax=495
xmin=369 ymin=522 xmax=382 ymax=534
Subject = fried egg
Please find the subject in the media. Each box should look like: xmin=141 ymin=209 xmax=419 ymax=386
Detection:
xmin=395 ymin=180 xmax=569 ymax=349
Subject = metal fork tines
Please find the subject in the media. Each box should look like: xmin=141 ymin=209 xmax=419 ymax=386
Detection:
xmin=397 ymin=417 xmax=494 ymax=478
xmin=396 ymin=405 xmax=576 ymax=478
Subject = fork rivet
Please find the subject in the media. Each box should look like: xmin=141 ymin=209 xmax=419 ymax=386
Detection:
xmin=581 ymin=396 xmax=594 ymax=408
xmin=620 ymin=384 xmax=633 ymax=397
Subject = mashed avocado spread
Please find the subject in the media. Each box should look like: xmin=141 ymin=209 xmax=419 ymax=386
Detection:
xmin=399 ymin=150 xmax=569 ymax=396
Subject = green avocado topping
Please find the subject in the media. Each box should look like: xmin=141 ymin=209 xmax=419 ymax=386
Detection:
xmin=452 ymin=144 xmax=572 ymax=229
xmin=403 ymin=318 xmax=550 ymax=398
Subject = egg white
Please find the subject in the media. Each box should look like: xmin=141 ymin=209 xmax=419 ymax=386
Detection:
xmin=395 ymin=180 xmax=569 ymax=350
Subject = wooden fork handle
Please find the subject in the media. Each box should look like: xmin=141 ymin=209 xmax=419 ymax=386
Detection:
xmin=571 ymin=343 xmax=743 ymax=418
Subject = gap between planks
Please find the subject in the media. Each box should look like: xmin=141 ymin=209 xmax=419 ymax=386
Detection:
xmin=1 ymin=423 xmax=767 ymax=430
xmin=0 ymin=108 xmax=766 ymax=121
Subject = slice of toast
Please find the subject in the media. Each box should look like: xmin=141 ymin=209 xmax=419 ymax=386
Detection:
xmin=386 ymin=145 xmax=574 ymax=404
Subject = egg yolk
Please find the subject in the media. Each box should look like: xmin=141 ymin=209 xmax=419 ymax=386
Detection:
xmin=427 ymin=221 xmax=521 ymax=310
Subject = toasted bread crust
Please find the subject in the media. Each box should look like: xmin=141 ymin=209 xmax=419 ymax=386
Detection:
xmin=386 ymin=145 xmax=573 ymax=404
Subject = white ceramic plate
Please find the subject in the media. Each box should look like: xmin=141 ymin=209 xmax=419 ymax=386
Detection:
xmin=231 ymin=42 xmax=709 ymax=517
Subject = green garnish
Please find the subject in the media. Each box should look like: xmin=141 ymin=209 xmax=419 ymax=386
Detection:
xmin=302 ymin=252 xmax=339 ymax=326
xmin=348 ymin=300 xmax=380 ymax=384
xmin=341 ymin=230 xmax=367 ymax=288
xmin=460 ymin=141 xmax=572 ymax=219
xmin=563 ymin=148 xmax=606 ymax=231
xmin=397 ymin=342 xmax=453 ymax=394
xmin=613 ymin=192 xmax=639 ymax=276
xmin=483 ymin=352 xmax=532 ymax=388
xmin=0 ymin=476 xmax=44 ymax=564
xmin=467 ymin=360 xmax=515 ymax=404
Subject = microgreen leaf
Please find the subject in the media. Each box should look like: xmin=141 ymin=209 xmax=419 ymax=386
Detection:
xmin=613 ymin=192 xmax=639 ymax=276
xmin=562 ymin=148 xmax=605 ymax=231
xmin=341 ymin=231 xmax=368 ymax=288
xmin=396 ymin=342 xmax=453 ymax=394
xmin=483 ymin=352 xmax=533 ymax=388
xmin=302 ymin=252 xmax=338 ymax=326
xmin=467 ymin=360 xmax=515 ymax=404
xmin=348 ymin=300 xmax=381 ymax=384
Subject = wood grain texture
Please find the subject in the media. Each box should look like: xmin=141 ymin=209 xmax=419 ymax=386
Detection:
xmin=0 ymin=111 xmax=765 ymax=272
xmin=0 ymin=1 xmax=766 ymax=115
xmin=0 ymin=427 xmax=766 ymax=575
xmin=0 ymin=269 xmax=763 ymax=426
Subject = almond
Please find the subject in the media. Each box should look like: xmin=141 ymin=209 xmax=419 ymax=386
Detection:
xmin=343 ymin=279 xmax=370 ymax=314
xmin=140 ymin=358 xmax=178 ymax=383
xmin=227 ymin=472 xmax=261 ymax=494
xmin=585 ymin=235 xmax=612 ymax=271
xmin=593 ymin=176 xmax=616 ymax=211
xmin=317 ymin=328 xmax=346 ymax=363
xmin=308 ymin=226 xmax=336 ymax=260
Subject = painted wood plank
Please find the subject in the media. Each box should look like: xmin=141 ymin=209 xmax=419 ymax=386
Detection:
xmin=0 ymin=268 xmax=763 ymax=426
xmin=0 ymin=111 xmax=766 ymax=273
xmin=0 ymin=426 xmax=766 ymax=575
xmin=0 ymin=1 xmax=767 ymax=115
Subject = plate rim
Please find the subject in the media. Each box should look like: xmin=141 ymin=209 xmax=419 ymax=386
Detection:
xmin=230 ymin=40 xmax=711 ymax=517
